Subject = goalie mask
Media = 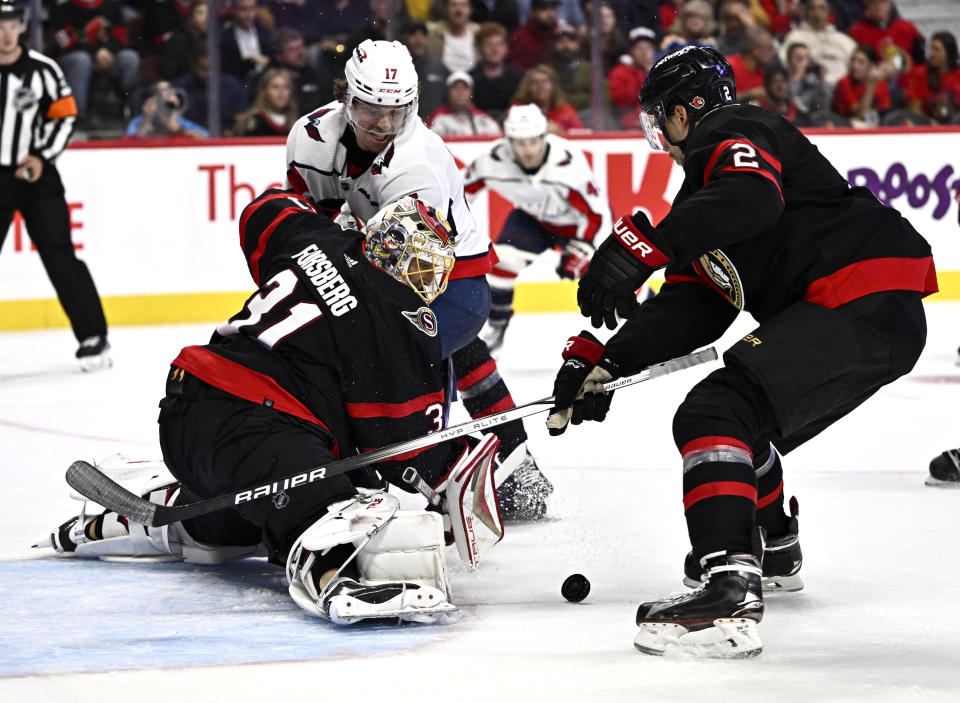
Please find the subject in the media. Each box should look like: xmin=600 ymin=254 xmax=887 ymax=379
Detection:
xmin=638 ymin=46 xmax=736 ymax=152
xmin=363 ymin=197 xmax=456 ymax=303
xmin=344 ymin=39 xmax=419 ymax=145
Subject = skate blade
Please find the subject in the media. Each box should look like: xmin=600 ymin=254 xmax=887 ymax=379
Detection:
xmin=925 ymin=476 xmax=960 ymax=488
xmin=634 ymin=618 xmax=762 ymax=659
xmin=79 ymin=354 xmax=113 ymax=373
xmin=328 ymin=601 xmax=460 ymax=625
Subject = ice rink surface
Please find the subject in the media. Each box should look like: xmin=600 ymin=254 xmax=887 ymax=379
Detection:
xmin=1 ymin=303 xmax=958 ymax=702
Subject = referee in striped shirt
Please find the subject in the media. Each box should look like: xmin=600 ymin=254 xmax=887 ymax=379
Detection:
xmin=0 ymin=0 xmax=110 ymax=370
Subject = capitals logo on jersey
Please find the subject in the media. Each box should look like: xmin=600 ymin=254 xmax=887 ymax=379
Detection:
xmin=304 ymin=107 xmax=334 ymax=142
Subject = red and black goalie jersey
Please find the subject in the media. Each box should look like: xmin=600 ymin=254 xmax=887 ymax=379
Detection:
xmin=605 ymin=103 xmax=937 ymax=372
xmin=170 ymin=189 xmax=460 ymax=486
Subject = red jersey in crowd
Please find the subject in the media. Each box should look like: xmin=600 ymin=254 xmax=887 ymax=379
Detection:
xmin=727 ymin=54 xmax=766 ymax=95
xmin=904 ymin=65 xmax=960 ymax=120
xmin=507 ymin=19 xmax=558 ymax=71
xmin=832 ymin=75 xmax=892 ymax=116
xmin=849 ymin=17 xmax=924 ymax=66
xmin=608 ymin=60 xmax=647 ymax=109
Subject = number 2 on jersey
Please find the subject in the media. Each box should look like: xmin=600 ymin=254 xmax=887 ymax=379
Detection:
xmin=217 ymin=269 xmax=323 ymax=348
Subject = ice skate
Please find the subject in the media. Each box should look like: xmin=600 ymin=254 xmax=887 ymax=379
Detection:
xmin=480 ymin=318 xmax=509 ymax=354
xmin=926 ymin=449 xmax=960 ymax=487
xmin=320 ymin=577 xmax=459 ymax=625
xmin=683 ymin=512 xmax=803 ymax=592
xmin=495 ymin=444 xmax=554 ymax=521
xmin=76 ymin=335 xmax=112 ymax=372
xmin=635 ymin=552 xmax=764 ymax=659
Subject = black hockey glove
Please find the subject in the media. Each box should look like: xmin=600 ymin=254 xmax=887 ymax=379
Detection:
xmin=557 ymin=238 xmax=595 ymax=280
xmin=577 ymin=212 xmax=671 ymax=330
xmin=546 ymin=330 xmax=622 ymax=436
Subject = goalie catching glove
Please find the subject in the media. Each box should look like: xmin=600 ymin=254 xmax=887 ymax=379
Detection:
xmin=577 ymin=212 xmax=671 ymax=329
xmin=546 ymin=331 xmax=622 ymax=435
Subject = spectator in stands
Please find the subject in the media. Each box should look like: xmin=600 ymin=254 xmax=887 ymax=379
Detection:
xmin=761 ymin=63 xmax=810 ymax=125
xmin=659 ymin=0 xmax=683 ymax=32
xmin=164 ymin=0 xmax=208 ymax=80
xmin=758 ymin=0 xmax=800 ymax=39
xmin=717 ymin=0 xmax=757 ymax=56
xmin=126 ymin=81 xmax=208 ymax=138
xmin=848 ymin=0 xmax=924 ymax=76
xmin=174 ymin=51 xmax=249 ymax=132
xmin=511 ymin=63 xmax=584 ymax=131
xmin=905 ymin=32 xmax=960 ymax=125
xmin=727 ymin=26 xmax=778 ymax=104
xmin=580 ymin=1 xmax=624 ymax=72
xmin=471 ymin=21 xmax=523 ymax=122
xmin=608 ymin=26 xmax=657 ymax=128
xmin=427 ymin=71 xmax=503 ymax=136
xmin=344 ymin=0 xmax=391 ymax=51
xmin=508 ymin=0 xmax=559 ymax=71
xmin=401 ymin=20 xmax=449 ymax=120
xmin=780 ymin=0 xmax=856 ymax=89
xmin=234 ymin=68 xmax=299 ymax=136
xmin=427 ymin=0 xmax=479 ymax=73
xmin=547 ymin=21 xmax=595 ymax=111
xmin=469 ymin=0 xmax=521 ymax=34
xmin=659 ymin=0 xmax=718 ymax=54
xmin=265 ymin=28 xmax=332 ymax=113
xmin=136 ymin=0 xmax=194 ymax=58
xmin=270 ymin=0 xmax=366 ymax=55
xmin=832 ymin=44 xmax=893 ymax=125
xmin=785 ymin=41 xmax=830 ymax=115
xmin=221 ymin=0 xmax=271 ymax=88
xmin=51 ymin=0 xmax=140 ymax=123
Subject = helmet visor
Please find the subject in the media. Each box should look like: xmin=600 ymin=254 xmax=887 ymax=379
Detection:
xmin=639 ymin=104 xmax=668 ymax=152
xmin=347 ymin=96 xmax=415 ymax=139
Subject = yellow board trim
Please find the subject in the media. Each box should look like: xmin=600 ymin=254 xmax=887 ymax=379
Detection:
xmin=1 ymin=272 xmax=958 ymax=331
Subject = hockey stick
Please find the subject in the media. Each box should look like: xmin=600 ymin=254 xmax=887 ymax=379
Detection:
xmin=65 ymin=346 xmax=718 ymax=528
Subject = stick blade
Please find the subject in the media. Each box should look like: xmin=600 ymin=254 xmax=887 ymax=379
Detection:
xmin=66 ymin=460 xmax=159 ymax=527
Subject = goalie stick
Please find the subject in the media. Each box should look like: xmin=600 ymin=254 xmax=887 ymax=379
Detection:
xmin=65 ymin=347 xmax=718 ymax=528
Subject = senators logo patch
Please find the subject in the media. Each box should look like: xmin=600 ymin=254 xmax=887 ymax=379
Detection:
xmin=694 ymin=249 xmax=744 ymax=309
xmin=402 ymin=307 xmax=438 ymax=337
xmin=690 ymin=96 xmax=705 ymax=109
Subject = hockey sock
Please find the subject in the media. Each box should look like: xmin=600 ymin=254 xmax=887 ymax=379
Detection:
xmin=754 ymin=445 xmax=790 ymax=537
xmin=452 ymin=338 xmax=527 ymax=455
xmin=680 ymin=436 xmax=757 ymax=558
xmin=488 ymin=284 xmax=514 ymax=328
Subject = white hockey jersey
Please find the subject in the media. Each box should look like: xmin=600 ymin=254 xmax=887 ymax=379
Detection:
xmin=463 ymin=134 xmax=611 ymax=243
xmin=284 ymin=101 xmax=496 ymax=279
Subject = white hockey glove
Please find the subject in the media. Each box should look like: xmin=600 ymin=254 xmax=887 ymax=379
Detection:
xmin=286 ymin=488 xmax=458 ymax=625
xmin=333 ymin=204 xmax=364 ymax=231
xmin=436 ymin=433 xmax=505 ymax=570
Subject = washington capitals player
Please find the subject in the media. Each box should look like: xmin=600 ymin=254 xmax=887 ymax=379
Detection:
xmin=463 ymin=104 xmax=612 ymax=352
xmin=41 ymin=192 xmax=506 ymax=624
xmin=284 ymin=39 xmax=552 ymax=520
xmin=546 ymin=46 xmax=937 ymax=657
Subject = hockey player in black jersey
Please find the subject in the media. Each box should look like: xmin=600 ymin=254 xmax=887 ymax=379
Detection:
xmin=546 ymin=46 xmax=938 ymax=658
xmin=41 ymin=191 xmax=505 ymax=624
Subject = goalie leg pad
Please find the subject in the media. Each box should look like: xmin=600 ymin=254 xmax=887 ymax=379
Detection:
xmin=286 ymin=489 xmax=457 ymax=624
xmin=445 ymin=433 xmax=504 ymax=570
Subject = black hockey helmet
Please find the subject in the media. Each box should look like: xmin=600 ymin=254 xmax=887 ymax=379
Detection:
xmin=0 ymin=0 xmax=25 ymax=21
xmin=637 ymin=45 xmax=736 ymax=152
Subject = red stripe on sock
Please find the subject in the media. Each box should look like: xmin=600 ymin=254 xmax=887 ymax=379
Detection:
xmin=683 ymin=481 xmax=758 ymax=510
xmin=681 ymin=436 xmax=752 ymax=458
xmin=456 ymin=359 xmax=498 ymax=391
xmin=474 ymin=396 xmax=516 ymax=417
xmin=756 ymin=480 xmax=784 ymax=509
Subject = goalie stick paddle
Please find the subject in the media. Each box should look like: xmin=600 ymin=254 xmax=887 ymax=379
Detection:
xmin=66 ymin=346 xmax=718 ymax=527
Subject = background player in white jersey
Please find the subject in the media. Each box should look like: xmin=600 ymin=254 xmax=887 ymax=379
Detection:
xmin=463 ymin=104 xmax=612 ymax=352
xmin=284 ymin=40 xmax=553 ymax=520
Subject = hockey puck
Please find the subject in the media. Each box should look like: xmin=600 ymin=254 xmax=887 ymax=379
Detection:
xmin=561 ymin=573 xmax=591 ymax=602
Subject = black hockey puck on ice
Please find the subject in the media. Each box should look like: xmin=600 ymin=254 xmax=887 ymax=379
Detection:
xmin=561 ymin=573 xmax=591 ymax=602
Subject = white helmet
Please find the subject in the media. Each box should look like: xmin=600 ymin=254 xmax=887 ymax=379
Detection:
xmin=345 ymin=40 xmax=419 ymax=141
xmin=363 ymin=196 xmax=456 ymax=304
xmin=503 ymin=104 xmax=548 ymax=140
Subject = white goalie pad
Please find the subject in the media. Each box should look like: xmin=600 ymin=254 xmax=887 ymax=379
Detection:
xmin=445 ymin=433 xmax=504 ymax=570
xmin=286 ymin=489 xmax=457 ymax=624
xmin=49 ymin=453 xmax=261 ymax=564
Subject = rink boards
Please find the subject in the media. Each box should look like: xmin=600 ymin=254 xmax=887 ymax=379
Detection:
xmin=1 ymin=128 xmax=958 ymax=330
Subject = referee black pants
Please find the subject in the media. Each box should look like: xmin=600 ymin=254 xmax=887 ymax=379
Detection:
xmin=0 ymin=165 xmax=107 ymax=342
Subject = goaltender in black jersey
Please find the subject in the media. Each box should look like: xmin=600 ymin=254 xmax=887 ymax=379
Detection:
xmin=547 ymin=46 xmax=937 ymax=658
xmin=43 ymin=190 xmax=507 ymax=625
